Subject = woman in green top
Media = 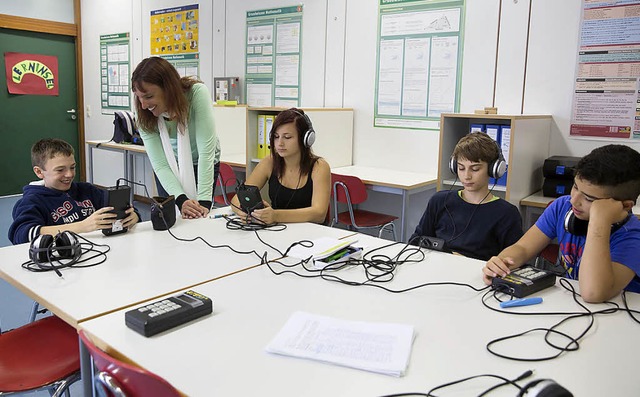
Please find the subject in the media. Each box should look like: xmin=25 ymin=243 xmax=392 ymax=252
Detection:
xmin=132 ymin=57 xmax=221 ymax=219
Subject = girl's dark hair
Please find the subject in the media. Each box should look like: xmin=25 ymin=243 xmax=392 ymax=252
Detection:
xmin=575 ymin=144 xmax=640 ymax=202
xmin=131 ymin=57 xmax=201 ymax=133
xmin=269 ymin=108 xmax=318 ymax=179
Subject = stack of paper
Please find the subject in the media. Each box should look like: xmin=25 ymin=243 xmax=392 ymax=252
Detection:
xmin=265 ymin=311 xmax=415 ymax=377
xmin=287 ymin=237 xmax=358 ymax=261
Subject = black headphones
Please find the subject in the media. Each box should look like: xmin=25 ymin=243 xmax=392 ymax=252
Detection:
xmin=517 ymin=379 xmax=573 ymax=397
xmin=29 ymin=231 xmax=81 ymax=265
xmin=449 ymin=135 xmax=506 ymax=179
xmin=564 ymin=209 xmax=631 ymax=236
xmin=291 ymin=109 xmax=316 ymax=148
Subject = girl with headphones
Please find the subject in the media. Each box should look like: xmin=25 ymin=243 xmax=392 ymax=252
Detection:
xmin=409 ymin=132 xmax=523 ymax=260
xmin=231 ymin=108 xmax=331 ymax=224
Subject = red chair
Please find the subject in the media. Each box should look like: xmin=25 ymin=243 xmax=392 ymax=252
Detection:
xmin=535 ymin=200 xmax=559 ymax=267
xmin=0 ymin=316 xmax=80 ymax=396
xmin=213 ymin=162 xmax=238 ymax=207
xmin=330 ymin=173 xmax=397 ymax=240
xmin=79 ymin=330 xmax=181 ymax=397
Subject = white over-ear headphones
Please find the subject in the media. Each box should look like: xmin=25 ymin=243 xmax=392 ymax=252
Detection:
xmin=449 ymin=133 xmax=506 ymax=179
xmin=29 ymin=231 xmax=81 ymax=265
xmin=291 ymin=109 xmax=315 ymax=148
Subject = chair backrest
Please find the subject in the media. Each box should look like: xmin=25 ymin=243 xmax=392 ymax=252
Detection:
xmin=79 ymin=331 xmax=181 ymax=397
xmin=217 ymin=162 xmax=237 ymax=191
xmin=215 ymin=162 xmax=238 ymax=206
xmin=331 ymin=174 xmax=368 ymax=205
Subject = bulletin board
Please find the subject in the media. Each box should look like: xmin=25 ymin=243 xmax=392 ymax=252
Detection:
xmin=150 ymin=4 xmax=199 ymax=56
xmin=570 ymin=1 xmax=640 ymax=140
xmin=374 ymin=0 xmax=465 ymax=130
xmin=100 ymin=32 xmax=131 ymax=114
xmin=245 ymin=5 xmax=303 ymax=107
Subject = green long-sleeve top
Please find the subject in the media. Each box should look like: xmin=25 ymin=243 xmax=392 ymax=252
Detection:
xmin=139 ymin=83 xmax=221 ymax=202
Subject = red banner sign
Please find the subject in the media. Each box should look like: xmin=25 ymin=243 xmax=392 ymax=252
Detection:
xmin=5 ymin=52 xmax=59 ymax=96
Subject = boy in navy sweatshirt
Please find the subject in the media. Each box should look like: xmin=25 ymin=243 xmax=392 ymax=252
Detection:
xmin=9 ymin=138 xmax=139 ymax=244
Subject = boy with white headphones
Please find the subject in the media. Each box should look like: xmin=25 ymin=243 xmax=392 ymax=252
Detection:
xmin=483 ymin=144 xmax=640 ymax=303
xmin=409 ymin=132 xmax=523 ymax=260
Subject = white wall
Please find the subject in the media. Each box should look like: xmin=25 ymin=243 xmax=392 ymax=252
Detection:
xmin=11 ymin=0 xmax=640 ymax=235
xmin=10 ymin=0 xmax=639 ymax=173
xmin=223 ymin=0 xmax=330 ymax=106
xmin=0 ymin=0 xmax=74 ymax=24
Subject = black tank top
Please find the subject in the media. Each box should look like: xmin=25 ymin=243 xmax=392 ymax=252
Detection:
xmin=268 ymin=162 xmax=315 ymax=210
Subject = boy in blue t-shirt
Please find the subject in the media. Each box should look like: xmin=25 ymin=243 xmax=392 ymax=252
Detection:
xmin=8 ymin=138 xmax=139 ymax=244
xmin=483 ymin=144 xmax=640 ymax=303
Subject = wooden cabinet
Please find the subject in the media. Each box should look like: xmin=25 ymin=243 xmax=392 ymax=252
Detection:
xmin=438 ymin=113 xmax=552 ymax=209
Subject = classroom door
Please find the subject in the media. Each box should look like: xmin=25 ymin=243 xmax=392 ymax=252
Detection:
xmin=0 ymin=28 xmax=79 ymax=196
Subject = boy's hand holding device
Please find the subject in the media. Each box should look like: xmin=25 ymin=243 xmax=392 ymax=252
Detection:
xmin=82 ymin=207 xmax=117 ymax=233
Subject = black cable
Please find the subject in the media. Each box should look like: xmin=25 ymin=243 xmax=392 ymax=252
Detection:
xmin=116 ymin=178 xmax=300 ymax=262
xmin=622 ymin=290 xmax=640 ymax=325
xmin=483 ymin=279 xmax=637 ymax=361
xmin=444 ymin=177 xmax=497 ymax=245
xmin=263 ymin=240 xmax=491 ymax=294
xmin=22 ymin=233 xmax=111 ymax=275
xmin=379 ymin=370 xmax=532 ymax=397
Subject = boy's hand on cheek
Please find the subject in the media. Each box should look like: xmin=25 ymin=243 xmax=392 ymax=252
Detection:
xmin=590 ymin=199 xmax=627 ymax=224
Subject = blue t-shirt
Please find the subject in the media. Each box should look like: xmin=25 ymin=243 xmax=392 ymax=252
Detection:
xmin=536 ymin=195 xmax=640 ymax=293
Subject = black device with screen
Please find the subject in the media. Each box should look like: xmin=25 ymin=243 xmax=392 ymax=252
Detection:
xmin=101 ymin=185 xmax=131 ymax=236
xmin=492 ymin=266 xmax=556 ymax=297
xmin=125 ymin=290 xmax=213 ymax=337
xmin=236 ymin=183 xmax=265 ymax=213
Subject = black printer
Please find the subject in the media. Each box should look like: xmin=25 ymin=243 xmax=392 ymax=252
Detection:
xmin=542 ymin=156 xmax=581 ymax=197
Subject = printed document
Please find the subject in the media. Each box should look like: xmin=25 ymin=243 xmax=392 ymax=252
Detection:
xmin=265 ymin=311 xmax=415 ymax=377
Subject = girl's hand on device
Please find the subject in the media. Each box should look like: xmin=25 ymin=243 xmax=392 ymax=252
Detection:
xmin=251 ymin=202 xmax=275 ymax=224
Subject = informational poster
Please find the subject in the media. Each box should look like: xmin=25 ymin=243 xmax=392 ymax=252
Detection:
xmin=150 ymin=5 xmax=199 ymax=55
xmin=570 ymin=1 xmax=640 ymax=140
xmin=99 ymin=33 xmax=130 ymax=113
xmin=160 ymin=54 xmax=200 ymax=79
xmin=5 ymin=52 xmax=59 ymax=96
xmin=245 ymin=6 xmax=303 ymax=107
xmin=374 ymin=0 xmax=465 ymax=130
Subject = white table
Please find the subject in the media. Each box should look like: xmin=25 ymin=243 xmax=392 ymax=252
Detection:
xmin=86 ymin=140 xmax=246 ymax=187
xmin=0 ymin=217 xmax=356 ymax=394
xmin=86 ymin=140 xmax=146 ymax=185
xmin=80 ymin=236 xmax=640 ymax=396
xmin=0 ymin=218 xmax=354 ymax=328
xmin=221 ymin=152 xmax=247 ymax=169
xmin=331 ymin=165 xmax=437 ymax=242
